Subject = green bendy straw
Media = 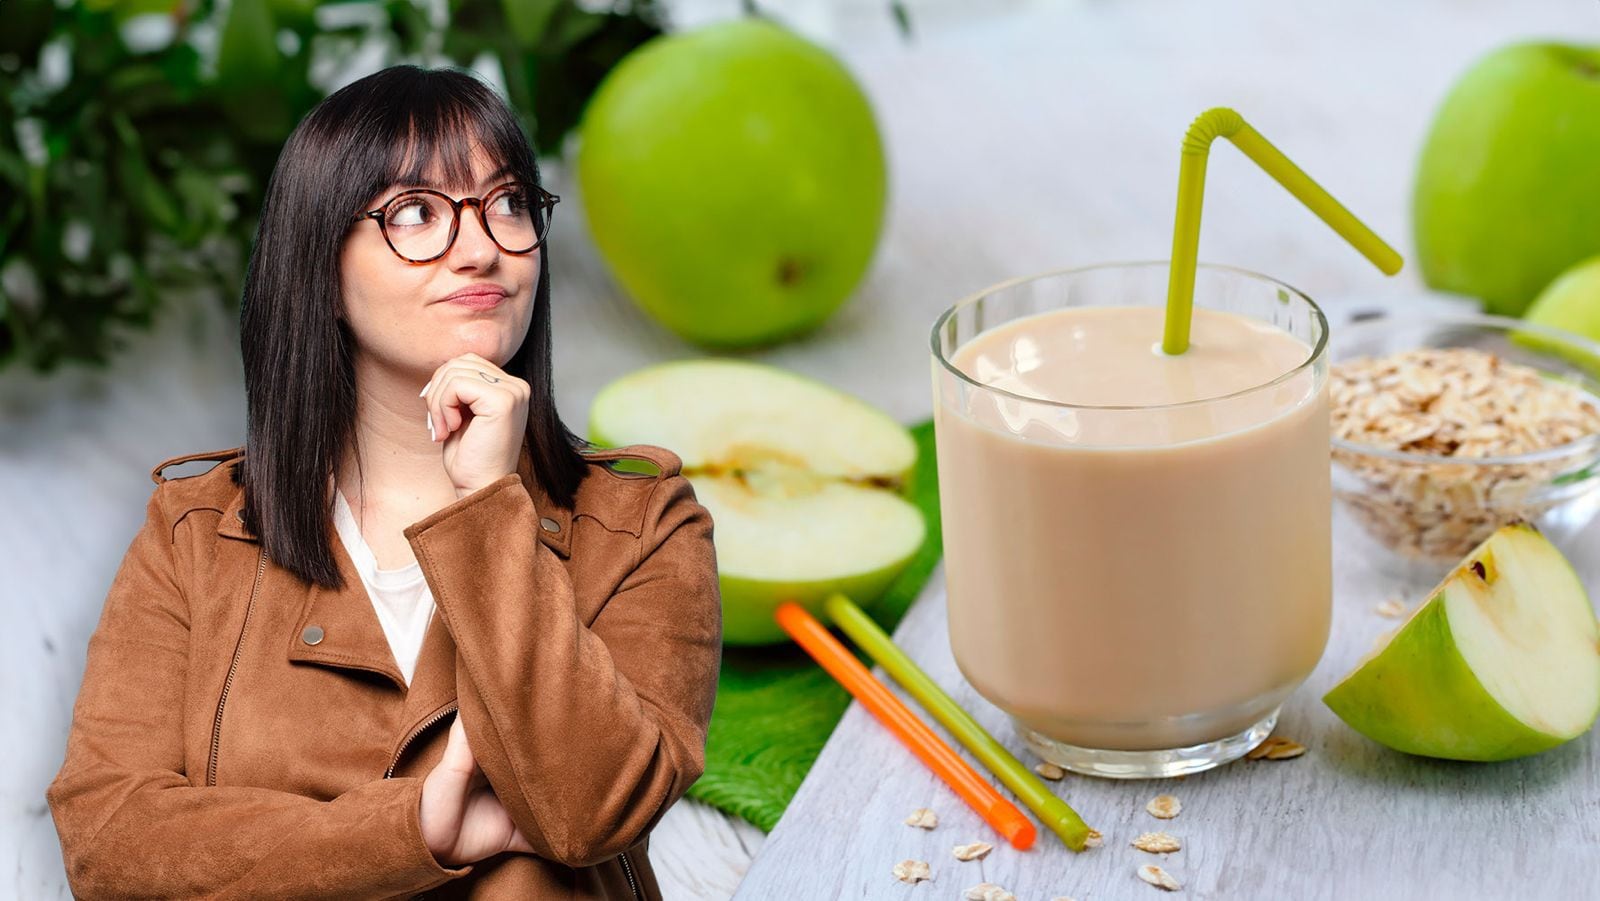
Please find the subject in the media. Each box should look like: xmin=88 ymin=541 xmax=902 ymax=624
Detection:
xmin=1163 ymin=107 xmax=1404 ymax=355
xmin=822 ymin=593 xmax=1094 ymax=851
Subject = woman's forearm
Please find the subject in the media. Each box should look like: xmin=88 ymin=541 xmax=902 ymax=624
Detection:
xmin=403 ymin=471 xmax=722 ymax=868
xmin=50 ymin=750 xmax=468 ymax=898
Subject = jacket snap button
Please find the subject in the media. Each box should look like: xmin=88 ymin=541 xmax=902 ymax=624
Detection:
xmin=301 ymin=625 xmax=325 ymax=646
xmin=539 ymin=517 xmax=560 ymax=533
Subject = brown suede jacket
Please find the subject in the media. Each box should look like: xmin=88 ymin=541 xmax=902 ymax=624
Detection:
xmin=47 ymin=439 xmax=722 ymax=900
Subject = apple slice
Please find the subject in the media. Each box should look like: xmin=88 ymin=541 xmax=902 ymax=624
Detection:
xmin=589 ymin=360 xmax=925 ymax=645
xmin=1324 ymin=522 xmax=1600 ymax=761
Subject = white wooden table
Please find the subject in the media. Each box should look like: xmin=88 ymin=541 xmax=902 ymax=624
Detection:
xmin=733 ymin=520 xmax=1600 ymax=900
xmin=6 ymin=0 xmax=1600 ymax=898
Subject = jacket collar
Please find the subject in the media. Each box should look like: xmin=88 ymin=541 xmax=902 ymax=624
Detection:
xmin=217 ymin=439 xmax=574 ymax=558
xmin=282 ymin=524 xmax=461 ymax=715
xmin=277 ymin=437 xmax=571 ymax=701
xmin=285 ymin=526 xmax=411 ymax=689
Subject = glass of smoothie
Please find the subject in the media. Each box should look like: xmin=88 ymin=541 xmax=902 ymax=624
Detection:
xmin=931 ymin=261 xmax=1331 ymax=778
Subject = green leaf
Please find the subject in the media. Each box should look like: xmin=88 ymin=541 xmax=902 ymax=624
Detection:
xmin=547 ymin=6 xmax=606 ymax=48
xmin=890 ymin=0 xmax=913 ymax=41
xmin=110 ymin=0 xmax=191 ymax=18
xmin=268 ymin=0 xmax=322 ymax=30
xmin=112 ymin=114 xmax=183 ymax=232
xmin=501 ymin=0 xmax=561 ymax=46
xmin=157 ymin=44 xmax=204 ymax=94
xmin=0 ymin=0 xmax=57 ymax=58
xmin=0 ymin=147 xmax=26 ymax=188
xmin=383 ymin=0 xmax=433 ymax=54
xmin=523 ymin=8 xmax=662 ymax=152
xmin=216 ymin=0 xmax=279 ymax=88
xmin=0 ymin=201 xmax=28 ymax=260
xmin=170 ymin=167 xmax=230 ymax=242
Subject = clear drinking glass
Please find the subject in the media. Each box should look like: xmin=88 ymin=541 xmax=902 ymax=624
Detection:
xmin=930 ymin=262 xmax=1331 ymax=778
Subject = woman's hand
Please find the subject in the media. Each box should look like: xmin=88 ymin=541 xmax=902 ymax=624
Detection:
xmin=420 ymin=352 xmax=530 ymax=499
xmin=419 ymin=714 xmax=535 ymax=867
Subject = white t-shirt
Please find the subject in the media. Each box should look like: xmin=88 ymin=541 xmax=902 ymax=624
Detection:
xmin=331 ymin=484 xmax=435 ymax=686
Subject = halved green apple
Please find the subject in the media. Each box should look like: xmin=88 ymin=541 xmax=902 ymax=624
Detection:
xmin=589 ymin=360 xmax=925 ymax=645
xmin=1324 ymin=522 xmax=1600 ymax=761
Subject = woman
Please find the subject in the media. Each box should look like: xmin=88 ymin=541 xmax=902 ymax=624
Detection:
xmin=47 ymin=65 xmax=722 ymax=900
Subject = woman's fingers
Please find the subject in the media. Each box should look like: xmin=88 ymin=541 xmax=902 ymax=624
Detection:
xmin=506 ymin=826 xmax=536 ymax=855
xmin=418 ymin=352 xmax=532 ymax=496
xmin=420 ymin=356 xmax=525 ymax=443
xmin=425 ymin=713 xmax=540 ymax=862
xmin=419 ymin=715 xmax=476 ymax=863
xmin=438 ymin=712 xmax=477 ymax=777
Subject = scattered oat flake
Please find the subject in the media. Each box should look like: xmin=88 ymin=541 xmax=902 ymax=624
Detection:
xmin=904 ymin=807 xmax=938 ymax=829
xmin=1145 ymin=795 xmax=1181 ymax=819
xmin=952 ymin=841 xmax=994 ymax=861
xmin=1131 ymin=831 xmax=1182 ymax=853
xmin=892 ymin=859 xmax=931 ymax=884
xmin=1034 ymin=761 xmax=1066 ymax=781
xmin=1083 ymin=828 xmax=1104 ymax=848
xmin=1246 ymin=736 xmax=1307 ymax=760
xmin=1138 ymin=864 xmax=1182 ymax=891
xmin=1050 ymin=897 xmax=1077 ymax=901
xmin=1264 ymin=739 xmax=1307 ymax=760
xmin=1375 ymin=598 xmax=1407 ymax=618
xmin=964 ymin=883 xmax=1017 ymax=901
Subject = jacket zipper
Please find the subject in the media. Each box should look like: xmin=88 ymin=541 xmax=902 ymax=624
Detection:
xmin=206 ymin=547 xmax=267 ymax=786
xmin=384 ymin=703 xmax=458 ymax=779
xmin=618 ymin=849 xmax=642 ymax=901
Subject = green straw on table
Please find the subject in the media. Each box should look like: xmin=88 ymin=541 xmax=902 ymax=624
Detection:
xmin=1164 ymin=107 xmax=1404 ymax=355
xmin=822 ymin=593 xmax=1094 ymax=851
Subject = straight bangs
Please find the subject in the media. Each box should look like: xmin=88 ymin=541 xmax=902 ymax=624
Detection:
xmin=354 ymin=73 xmax=543 ymax=215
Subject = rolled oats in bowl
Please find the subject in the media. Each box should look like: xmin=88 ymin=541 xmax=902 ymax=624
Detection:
xmin=1329 ymin=314 xmax=1600 ymax=565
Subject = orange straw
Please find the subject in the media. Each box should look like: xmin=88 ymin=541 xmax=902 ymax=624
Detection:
xmin=774 ymin=601 xmax=1037 ymax=850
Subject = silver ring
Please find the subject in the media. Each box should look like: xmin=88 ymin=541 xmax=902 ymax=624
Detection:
xmin=478 ymin=369 xmax=501 ymax=383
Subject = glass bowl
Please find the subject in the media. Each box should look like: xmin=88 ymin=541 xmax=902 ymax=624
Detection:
xmin=1328 ymin=312 xmax=1600 ymax=579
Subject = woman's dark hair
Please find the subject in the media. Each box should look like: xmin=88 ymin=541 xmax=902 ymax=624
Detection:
xmin=236 ymin=64 xmax=588 ymax=589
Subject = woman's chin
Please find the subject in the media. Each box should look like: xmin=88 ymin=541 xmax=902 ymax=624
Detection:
xmin=437 ymin=324 xmax=520 ymax=366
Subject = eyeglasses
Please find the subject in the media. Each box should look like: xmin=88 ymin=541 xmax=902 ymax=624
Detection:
xmin=353 ymin=182 xmax=560 ymax=263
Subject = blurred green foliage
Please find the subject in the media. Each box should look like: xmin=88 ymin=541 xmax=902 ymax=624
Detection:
xmin=0 ymin=0 xmax=662 ymax=373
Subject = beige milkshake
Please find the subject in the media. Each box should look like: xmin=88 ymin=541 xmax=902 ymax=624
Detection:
xmin=933 ymin=291 xmax=1330 ymax=770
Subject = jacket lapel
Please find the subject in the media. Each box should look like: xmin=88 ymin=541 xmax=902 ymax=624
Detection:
xmin=394 ymin=608 xmax=459 ymax=738
xmin=285 ymin=528 xmax=408 ymax=690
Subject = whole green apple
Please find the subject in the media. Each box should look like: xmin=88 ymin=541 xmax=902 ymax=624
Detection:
xmin=1526 ymin=254 xmax=1600 ymax=343
xmin=1413 ymin=42 xmax=1600 ymax=316
xmin=576 ymin=20 xmax=887 ymax=347
xmin=1518 ymin=254 xmax=1600 ymax=376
